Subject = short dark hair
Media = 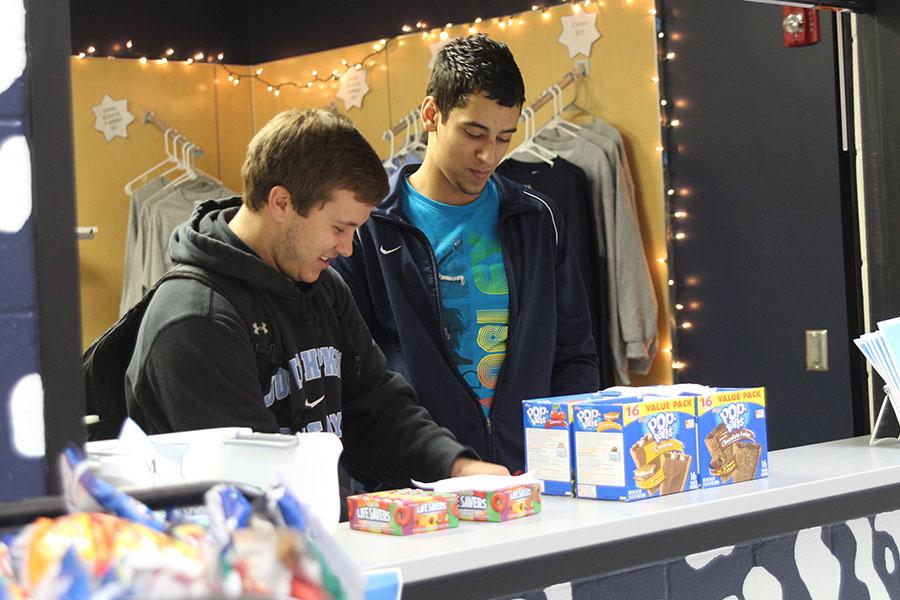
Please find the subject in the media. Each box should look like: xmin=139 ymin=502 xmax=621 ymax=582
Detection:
xmin=241 ymin=108 xmax=388 ymax=215
xmin=426 ymin=34 xmax=526 ymax=120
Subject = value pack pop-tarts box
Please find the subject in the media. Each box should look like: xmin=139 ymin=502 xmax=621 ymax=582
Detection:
xmin=347 ymin=488 xmax=459 ymax=536
xmin=522 ymin=392 xmax=603 ymax=496
xmin=697 ymin=387 xmax=769 ymax=488
xmin=571 ymin=393 xmax=700 ymax=502
xmin=456 ymin=483 xmax=542 ymax=522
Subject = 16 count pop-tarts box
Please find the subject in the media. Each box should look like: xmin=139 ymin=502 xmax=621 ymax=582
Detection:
xmin=696 ymin=387 xmax=768 ymax=488
xmin=571 ymin=390 xmax=699 ymax=502
xmin=524 ymin=385 xmax=768 ymax=501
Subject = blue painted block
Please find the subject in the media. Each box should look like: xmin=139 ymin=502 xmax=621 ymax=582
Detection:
xmin=0 ymin=75 xmax=26 ymax=121
xmin=0 ymin=312 xmax=45 ymax=501
xmin=667 ymin=543 xmax=754 ymax=599
xmin=0 ymin=219 xmax=37 ymax=314
xmin=572 ymin=564 xmax=666 ymax=599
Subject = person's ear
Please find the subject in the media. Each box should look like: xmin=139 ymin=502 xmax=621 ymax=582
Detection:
xmin=421 ymin=96 xmax=440 ymax=132
xmin=267 ymin=185 xmax=293 ymax=223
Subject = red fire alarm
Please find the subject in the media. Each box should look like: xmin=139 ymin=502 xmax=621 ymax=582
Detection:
xmin=783 ymin=7 xmax=820 ymax=47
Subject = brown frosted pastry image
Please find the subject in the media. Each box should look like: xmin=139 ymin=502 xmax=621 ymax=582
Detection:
xmin=630 ymin=434 xmax=654 ymax=468
xmin=633 ymin=462 xmax=659 ymax=494
xmin=733 ymin=441 xmax=762 ymax=482
xmin=706 ymin=423 xmax=739 ymax=482
xmin=660 ymin=450 xmax=692 ymax=495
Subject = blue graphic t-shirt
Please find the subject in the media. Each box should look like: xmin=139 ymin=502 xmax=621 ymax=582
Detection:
xmin=402 ymin=177 xmax=509 ymax=417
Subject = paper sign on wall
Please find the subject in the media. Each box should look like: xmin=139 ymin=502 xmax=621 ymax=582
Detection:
xmin=337 ymin=68 xmax=370 ymax=111
xmin=92 ymin=94 xmax=134 ymax=141
xmin=558 ymin=11 xmax=602 ymax=59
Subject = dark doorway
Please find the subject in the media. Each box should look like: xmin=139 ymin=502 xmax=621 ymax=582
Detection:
xmin=664 ymin=0 xmax=865 ymax=449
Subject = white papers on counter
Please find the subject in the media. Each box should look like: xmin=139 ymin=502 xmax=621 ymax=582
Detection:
xmin=854 ymin=317 xmax=900 ymax=444
xmin=413 ymin=472 xmax=541 ymax=494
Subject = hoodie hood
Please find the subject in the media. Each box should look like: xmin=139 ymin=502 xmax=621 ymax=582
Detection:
xmin=169 ymin=196 xmax=303 ymax=298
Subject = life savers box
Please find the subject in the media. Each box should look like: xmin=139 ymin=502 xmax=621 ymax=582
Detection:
xmin=572 ymin=395 xmax=700 ymax=502
xmin=456 ymin=483 xmax=542 ymax=522
xmin=347 ymin=489 xmax=459 ymax=536
xmin=522 ymin=393 xmax=602 ymax=497
xmin=697 ymin=387 xmax=769 ymax=489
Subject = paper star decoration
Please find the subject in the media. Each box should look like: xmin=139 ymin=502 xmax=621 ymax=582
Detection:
xmin=337 ymin=68 xmax=370 ymax=110
xmin=429 ymin=38 xmax=453 ymax=70
xmin=91 ymin=94 xmax=135 ymax=141
xmin=558 ymin=12 xmax=602 ymax=59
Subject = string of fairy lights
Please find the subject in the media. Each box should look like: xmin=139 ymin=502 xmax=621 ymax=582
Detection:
xmin=73 ymin=1 xmax=608 ymax=95
xmin=652 ymin=0 xmax=685 ymax=378
xmin=73 ymin=0 xmax=685 ymax=381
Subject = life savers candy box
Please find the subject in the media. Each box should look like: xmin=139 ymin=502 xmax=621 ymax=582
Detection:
xmin=347 ymin=489 xmax=459 ymax=536
xmin=522 ymin=392 xmax=603 ymax=496
xmin=572 ymin=394 xmax=699 ymax=502
xmin=456 ymin=483 xmax=542 ymax=522
xmin=697 ymin=387 xmax=769 ymax=488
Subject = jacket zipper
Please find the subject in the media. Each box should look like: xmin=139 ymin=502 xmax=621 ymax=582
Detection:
xmin=374 ymin=214 xmax=491 ymax=442
xmin=486 ymin=211 xmax=524 ymax=455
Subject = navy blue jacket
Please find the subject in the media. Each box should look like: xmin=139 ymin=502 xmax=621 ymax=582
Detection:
xmin=334 ymin=164 xmax=599 ymax=472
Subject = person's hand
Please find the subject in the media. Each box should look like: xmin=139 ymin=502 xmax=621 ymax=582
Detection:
xmin=450 ymin=456 xmax=511 ymax=478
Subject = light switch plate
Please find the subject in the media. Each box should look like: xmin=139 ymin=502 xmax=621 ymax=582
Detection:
xmin=806 ymin=329 xmax=829 ymax=371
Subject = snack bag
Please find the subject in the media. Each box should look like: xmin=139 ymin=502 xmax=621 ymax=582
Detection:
xmin=60 ymin=446 xmax=166 ymax=532
xmin=13 ymin=511 xmax=203 ymax=592
xmin=30 ymin=546 xmax=91 ymax=600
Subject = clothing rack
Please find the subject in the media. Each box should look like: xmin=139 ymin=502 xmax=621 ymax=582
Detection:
xmin=143 ymin=111 xmax=204 ymax=158
xmin=75 ymin=226 xmax=97 ymax=240
xmin=385 ymin=107 xmax=421 ymax=139
xmin=525 ymin=60 xmax=588 ymax=116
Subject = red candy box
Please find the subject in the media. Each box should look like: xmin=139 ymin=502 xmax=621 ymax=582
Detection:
xmin=456 ymin=483 xmax=542 ymax=522
xmin=347 ymin=489 xmax=459 ymax=536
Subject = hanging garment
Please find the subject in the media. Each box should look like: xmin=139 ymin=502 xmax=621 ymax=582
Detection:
xmin=140 ymin=178 xmax=233 ymax=295
xmin=496 ymin=156 xmax=615 ymax=387
xmin=120 ymin=177 xmax=234 ymax=314
xmin=534 ymin=123 xmax=658 ymax=383
xmin=120 ymin=176 xmax=167 ymax=315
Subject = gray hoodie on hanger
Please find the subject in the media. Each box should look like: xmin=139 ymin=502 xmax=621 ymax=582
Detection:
xmin=532 ymin=120 xmax=658 ymax=383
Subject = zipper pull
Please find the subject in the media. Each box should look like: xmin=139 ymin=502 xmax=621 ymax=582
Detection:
xmin=486 ymin=416 xmax=493 ymax=434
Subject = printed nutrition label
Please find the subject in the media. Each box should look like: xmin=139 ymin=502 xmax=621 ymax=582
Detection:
xmin=575 ymin=431 xmax=625 ymax=487
xmin=525 ymin=428 xmax=571 ymax=481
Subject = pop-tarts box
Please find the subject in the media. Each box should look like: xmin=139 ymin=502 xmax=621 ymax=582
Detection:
xmin=572 ymin=393 xmax=699 ymax=502
xmin=697 ymin=387 xmax=768 ymax=488
xmin=522 ymin=392 xmax=602 ymax=496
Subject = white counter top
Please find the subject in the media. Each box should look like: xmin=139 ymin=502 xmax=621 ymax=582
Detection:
xmin=335 ymin=436 xmax=900 ymax=585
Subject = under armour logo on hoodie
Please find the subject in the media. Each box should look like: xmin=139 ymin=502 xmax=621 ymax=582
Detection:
xmin=252 ymin=321 xmax=269 ymax=336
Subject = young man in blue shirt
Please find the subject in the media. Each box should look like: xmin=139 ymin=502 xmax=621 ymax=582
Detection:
xmin=334 ymin=35 xmax=599 ymax=473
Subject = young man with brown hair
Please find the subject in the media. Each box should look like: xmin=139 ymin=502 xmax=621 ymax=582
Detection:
xmin=125 ymin=108 xmax=506 ymax=491
xmin=334 ymin=36 xmax=599 ymax=474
